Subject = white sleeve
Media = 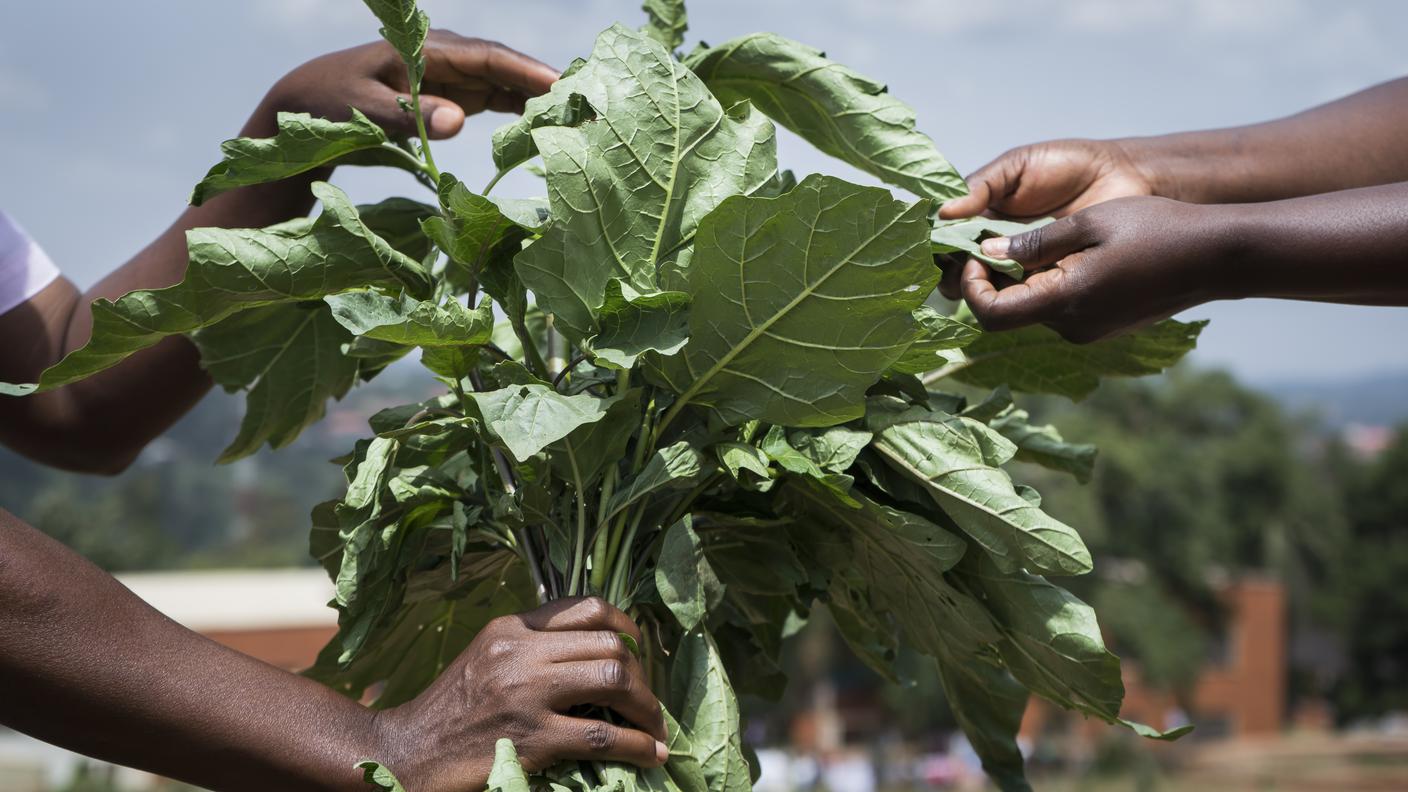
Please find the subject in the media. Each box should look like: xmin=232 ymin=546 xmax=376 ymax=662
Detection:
xmin=0 ymin=210 xmax=62 ymax=317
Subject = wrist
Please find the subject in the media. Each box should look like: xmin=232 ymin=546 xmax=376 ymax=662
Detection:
xmin=1195 ymin=202 xmax=1268 ymax=301
xmin=1111 ymin=134 xmax=1210 ymax=204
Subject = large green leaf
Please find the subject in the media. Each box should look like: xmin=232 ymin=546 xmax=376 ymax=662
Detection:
xmin=867 ymin=399 xmax=1093 ymax=576
xmin=687 ymin=34 xmax=966 ymax=202
xmin=941 ymin=319 xmax=1206 ymax=400
xmin=669 ymin=629 xmax=751 ymax=792
xmin=934 ymin=657 xmax=1032 ymax=792
xmin=362 ymin=0 xmax=430 ymax=79
xmin=193 ymin=302 xmax=360 ymax=462
xmin=547 ymin=388 xmax=642 ymax=487
xmin=421 ymin=174 xmax=537 ymax=304
xmin=326 ymin=291 xmax=494 ymax=347
xmin=511 ymin=24 xmax=778 ymax=340
xmin=782 ymin=425 xmax=872 ymax=473
xmin=605 ymin=441 xmax=708 ymax=522
xmin=466 ymin=384 xmax=612 ymax=463
xmin=360 ymin=198 xmax=440 ymax=263
xmin=11 ymin=182 xmax=428 ymax=393
xmin=957 ymin=556 xmax=1125 ymax=724
xmin=989 ymin=406 xmax=1097 ymax=483
xmin=584 ymin=280 xmax=690 ymax=370
xmin=656 ymin=517 xmax=725 ymax=633
xmin=640 ymin=0 xmax=688 ymax=51
xmin=652 ymin=175 xmax=936 ymax=427
xmin=309 ymin=554 xmax=531 ymax=707
xmin=782 ymin=479 xmax=994 ymax=656
xmin=190 ymin=111 xmax=404 ymax=205
xmin=889 ymin=306 xmax=980 ymax=375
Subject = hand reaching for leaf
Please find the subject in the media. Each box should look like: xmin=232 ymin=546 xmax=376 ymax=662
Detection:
xmin=376 ymin=597 xmax=669 ymax=792
xmin=256 ymin=30 xmax=559 ymax=140
xmin=938 ymin=77 xmax=1408 ymax=341
xmin=937 ymin=139 xmax=1157 ymax=223
xmin=0 ymin=29 xmax=558 ymax=474
xmin=954 ymin=196 xmax=1229 ymax=344
xmin=952 ymin=185 xmax=1408 ymax=343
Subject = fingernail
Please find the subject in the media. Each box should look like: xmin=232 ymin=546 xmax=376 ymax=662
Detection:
xmin=655 ymin=740 xmax=669 ymax=764
xmin=981 ymin=237 xmax=1011 ymax=259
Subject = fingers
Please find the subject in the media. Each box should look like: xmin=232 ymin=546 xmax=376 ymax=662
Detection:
xmin=541 ymin=630 xmax=637 ymax=664
xmin=938 ymin=155 xmax=1022 ymax=220
xmin=981 ymin=214 xmax=1093 ymax=271
xmin=520 ymin=597 xmax=643 ymax=645
xmin=549 ymin=660 xmax=668 ymax=742
xmin=961 ymin=258 xmax=1071 ymax=331
xmin=548 ymin=714 xmax=669 ymax=769
xmin=426 ymin=32 xmax=559 ymax=98
xmin=937 ymin=254 xmax=964 ymax=301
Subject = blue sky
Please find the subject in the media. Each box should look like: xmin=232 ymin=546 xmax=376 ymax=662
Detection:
xmin=2 ymin=0 xmax=1406 ymax=382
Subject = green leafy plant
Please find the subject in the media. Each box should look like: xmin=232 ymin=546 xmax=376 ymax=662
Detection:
xmin=5 ymin=1 xmax=1204 ymax=789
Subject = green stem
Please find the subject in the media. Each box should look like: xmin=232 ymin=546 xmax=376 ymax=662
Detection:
xmin=589 ymin=463 xmax=620 ymax=593
xmin=608 ymin=505 xmax=647 ymax=605
xmin=379 ymin=142 xmax=435 ymax=176
xmin=565 ymin=441 xmax=588 ymax=597
xmin=409 ymin=80 xmax=441 ymax=183
xmin=513 ymin=316 xmax=550 ymax=380
xmin=633 ymin=397 xmax=657 ymax=474
xmin=482 ymin=168 xmax=510 ymax=196
xmin=921 ymin=358 xmax=969 ymax=386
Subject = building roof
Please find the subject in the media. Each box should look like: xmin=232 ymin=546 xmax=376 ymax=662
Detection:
xmin=115 ymin=568 xmax=337 ymax=632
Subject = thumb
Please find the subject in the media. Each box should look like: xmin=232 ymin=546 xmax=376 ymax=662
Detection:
xmin=938 ymin=155 xmax=1022 ymax=220
xmin=980 ymin=215 xmax=1092 ymax=271
xmin=367 ymin=91 xmax=465 ymax=140
xmin=418 ymin=95 xmax=466 ymax=139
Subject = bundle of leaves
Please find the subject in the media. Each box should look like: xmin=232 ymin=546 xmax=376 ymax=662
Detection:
xmin=4 ymin=0 xmax=1205 ymax=789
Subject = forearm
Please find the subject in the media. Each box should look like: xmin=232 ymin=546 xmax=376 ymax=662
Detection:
xmin=0 ymin=97 xmax=322 ymax=473
xmin=1121 ymin=77 xmax=1408 ymax=204
xmin=0 ymin=509 xmax=379 ymax=791
xmin=1216 ymin=181 xmax=1408 ymax=304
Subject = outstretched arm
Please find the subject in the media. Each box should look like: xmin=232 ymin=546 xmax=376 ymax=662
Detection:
xmin=960 ymin=184 xmax=1408 ymax=342
xmin=0 ymin=508 xmax=667 ymax=792
xmin=0 ymin=32 xmax=557 ymax=474
xmin=939 ymin=76 xmax=1408 ymax=223
xmin=1123 ymin=77 xmax=1408 ymax=205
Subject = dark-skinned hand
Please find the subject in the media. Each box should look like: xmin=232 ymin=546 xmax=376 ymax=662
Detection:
xmin=377 ymin=597 xmax=669 ymax=792
xmin=255 ymin=29 xmax=560 ymax=139
xmin=957 ymin=196 xmax=1231 ymax=344
xmin=936 ymin=139 xmax=1159 ymax=304
xmin=938 ymin=138 xmax=1157 ymax=222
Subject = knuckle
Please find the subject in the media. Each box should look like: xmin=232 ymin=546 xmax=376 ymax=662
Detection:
xmin=584 ymin=721 xmax=616 ymax=752
xmin=598 ymin=659 xmax=632 ymax=692
xmin=1066 ymin=210 xmax=1095 ymax=238
xmin=599 ymin=631 xmax=631 ymax=661
xmin=580 ymin=596 xmax=612 ymax=622
xmin=483 ymin=636 xmax=518 ymax=662
xmin=1010 ymin=226 xmax=1043 ymax=262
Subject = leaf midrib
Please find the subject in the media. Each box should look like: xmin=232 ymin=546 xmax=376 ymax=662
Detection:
xmin=671 ymin=201 xmax=914 ymax=415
